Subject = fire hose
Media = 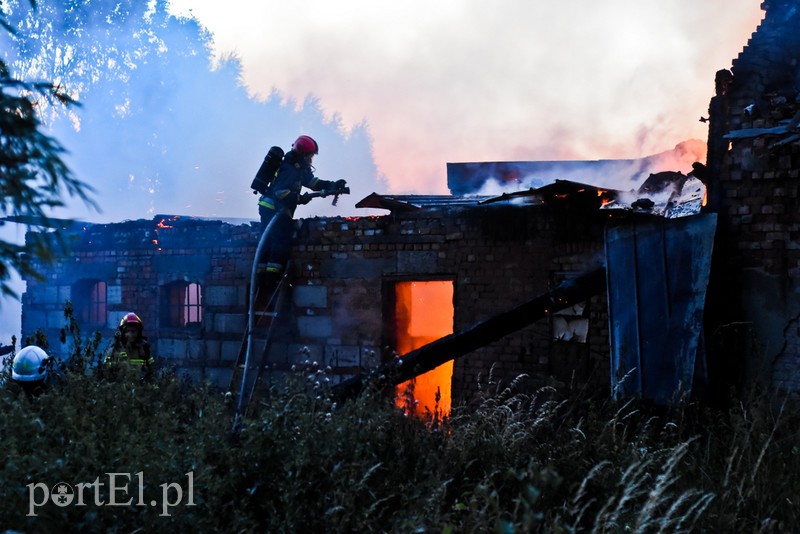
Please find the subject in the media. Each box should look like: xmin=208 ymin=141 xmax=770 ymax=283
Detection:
xmin=233 ymin=185 xmax=351 ymax=432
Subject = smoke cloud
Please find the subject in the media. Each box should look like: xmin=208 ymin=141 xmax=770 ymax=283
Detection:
xmin=0 ymin=0 xmax=766 ymax=343
xmin=168 ymin=0 xmax=764 ymax=194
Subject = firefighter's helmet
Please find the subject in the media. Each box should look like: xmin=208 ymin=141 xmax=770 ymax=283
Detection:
xmin=292 ymin=135 xmax=319 ymax=156
xmin=11 ymin=345 xmax=50 ymax=382
xmin=119 ymin=312 xmax=143 ymax=331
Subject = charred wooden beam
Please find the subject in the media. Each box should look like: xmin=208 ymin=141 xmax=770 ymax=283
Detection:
xmin=331 ymin=266 xmax=607 ymax=401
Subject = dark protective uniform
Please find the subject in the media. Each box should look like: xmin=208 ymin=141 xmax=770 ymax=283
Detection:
xmin=257 ymin=149 xmax=339 ymax=274
xmin=103 ymin=335 xmax=154 ymax=382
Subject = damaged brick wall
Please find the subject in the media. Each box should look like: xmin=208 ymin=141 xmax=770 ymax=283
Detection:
xmin=22 ymin=205 xmax=610 ymax=403
xmin=278 ymin=205 xmax=609 ymax=405
xmin=706 ymin=0 xmax=800 ymax=394
xmin=22 ymin=216 xmax=256 ymax=386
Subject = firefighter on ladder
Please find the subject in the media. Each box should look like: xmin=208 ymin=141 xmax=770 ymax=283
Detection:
xmin=256 ymin=134 xmax=347 ymax=295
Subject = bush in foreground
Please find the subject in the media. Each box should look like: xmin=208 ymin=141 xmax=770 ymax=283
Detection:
xmin=0 ymin=357 xmax=799 ymax=532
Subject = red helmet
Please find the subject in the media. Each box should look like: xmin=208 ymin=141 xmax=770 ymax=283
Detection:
xmin=120 ymin=312 xmax=143 ymax=330
xmin=292 ymin=135 xmax=319 ymax=156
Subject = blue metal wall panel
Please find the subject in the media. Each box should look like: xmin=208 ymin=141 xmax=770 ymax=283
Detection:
xmin=605 ymin=214 xmax=717 ymax=404
xmin=605 ymin=226 xmax=642 ymax=399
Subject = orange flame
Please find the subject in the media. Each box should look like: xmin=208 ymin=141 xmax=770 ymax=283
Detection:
xmin=395 ymin=281 xmax=454 ymax=418
xmin=597 ymin=189 xmax=614 ymax=206
xmin=153 ymin=216 xmax=179 ymax=248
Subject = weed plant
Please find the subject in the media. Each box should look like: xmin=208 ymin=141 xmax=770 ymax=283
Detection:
xmin=0 ymin=321 xmax=798 ymax=532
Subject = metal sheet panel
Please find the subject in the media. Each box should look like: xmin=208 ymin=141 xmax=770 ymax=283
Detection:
xmin=605 ymin=214 xmax=717 ymax=404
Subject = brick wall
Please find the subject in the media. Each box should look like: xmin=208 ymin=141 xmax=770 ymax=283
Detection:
xmin=21 ymin=205 xmax=610 ymax=402
xmin=705 ymin=0 xmax=800 ymax=394
xmin=276 ymin=204 xmax=609 ymax=404
xmin=22 ymin=216 xmax=257 ymax=387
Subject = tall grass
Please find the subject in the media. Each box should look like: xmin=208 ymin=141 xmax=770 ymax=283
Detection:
xmin=0 ymin=322 xmax=798 ymax=532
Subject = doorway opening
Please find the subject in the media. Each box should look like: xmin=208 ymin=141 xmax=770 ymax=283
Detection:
xmin=393 ymin=280 xmax=454 ymax=418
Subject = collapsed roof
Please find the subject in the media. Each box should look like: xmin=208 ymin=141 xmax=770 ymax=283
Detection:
xmin=357 ymin=173 xmax=705 ymax=219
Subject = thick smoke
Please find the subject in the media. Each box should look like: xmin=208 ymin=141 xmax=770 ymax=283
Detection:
xmin=169 ymin=0 xmax=764 ymax=194
xmin=0 ymin=2 xmax=386 ymax=342
xmin=468 ymin=139 xmax=706 ymax=196
xmin=51 ymin=63 xmax=384 ymax=223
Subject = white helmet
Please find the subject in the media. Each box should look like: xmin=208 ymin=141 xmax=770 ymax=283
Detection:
xmin=12 ymin=346 xmax=50 ymax=382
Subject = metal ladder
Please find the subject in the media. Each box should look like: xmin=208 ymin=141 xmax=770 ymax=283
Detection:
xmin=229 ymin=266 xmax=290 ymax=419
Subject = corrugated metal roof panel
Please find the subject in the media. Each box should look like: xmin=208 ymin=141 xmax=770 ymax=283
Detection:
xmin=355 ymin=192 xmax=493 ymax=212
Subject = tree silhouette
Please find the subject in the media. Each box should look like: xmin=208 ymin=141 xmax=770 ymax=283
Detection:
xmin=0 ymin=0 xmax=96 ymax=299
xmin=1 ymin=0 xmax=208 ymax=109
xmin=1 ymin=0 xmax=381 ymax=224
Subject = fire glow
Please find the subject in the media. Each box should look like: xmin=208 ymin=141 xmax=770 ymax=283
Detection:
xmin=597 ymin=189 xmax=614 ymax=206
xmin=152 ymin=216 xmax=179 ymax=250
xmin=394 ymin=281 xmax=454 ymax=418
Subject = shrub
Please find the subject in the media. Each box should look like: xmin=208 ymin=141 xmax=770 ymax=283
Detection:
xmin=1 ymin=332 xmax=799 ymax=532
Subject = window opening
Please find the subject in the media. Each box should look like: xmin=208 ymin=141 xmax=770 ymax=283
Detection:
xmin=164 ymin=281 xmax=203 ymax=327
xmin=74 ymin=280 xmax=107 ymax=328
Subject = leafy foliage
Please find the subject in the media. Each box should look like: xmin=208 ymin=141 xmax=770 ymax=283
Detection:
xmin=1 ymin=0 xmax=210 ymax=108
xmin=3 ymin=0 xmax=382 ymax=227
xmin=1 ymin=322 xmax=799 ymax=532
xmin=0 ymin=1 xmax=96 ymax=298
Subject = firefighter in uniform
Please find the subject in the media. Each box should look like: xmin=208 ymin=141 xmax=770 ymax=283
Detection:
xmin=256 ymin=134 xmax=346 ymax=289
xmin=103 ymin=312 xmax=154 ymax=382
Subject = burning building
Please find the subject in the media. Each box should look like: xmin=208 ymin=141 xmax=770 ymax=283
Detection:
xmin=18 ymin=181 xmax=707 ymax=413
xmin=16 ymin=0 xmax=800 ymax=409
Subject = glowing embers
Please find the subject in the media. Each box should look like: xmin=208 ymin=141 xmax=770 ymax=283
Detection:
xmin=394 ymin=281 xmax=454 ymax=418
xmin=152 ymin=216 xmax=179 ymax=250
